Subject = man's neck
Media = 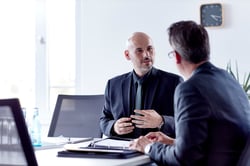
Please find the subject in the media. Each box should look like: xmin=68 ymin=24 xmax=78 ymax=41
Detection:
xmin=184 ymin=61 xmax=207 ymax=80
xmin=134 ymin=67 xmax=153 ymax=78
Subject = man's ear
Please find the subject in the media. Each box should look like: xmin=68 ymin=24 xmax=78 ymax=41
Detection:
xmin=124 ymin=50 xmax=130 ymax=60
xmin=175 ymin=51 xmax=181 ymax=64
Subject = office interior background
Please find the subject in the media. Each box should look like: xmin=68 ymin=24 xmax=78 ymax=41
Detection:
xmin=0 ymin=0 xmax=249 ymax=131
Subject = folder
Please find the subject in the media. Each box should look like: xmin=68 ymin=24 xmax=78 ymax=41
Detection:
xmin=57 ymin=137 xmax=142 ymax=159
xmin=87 ymin=137 xmax=131 ymax=150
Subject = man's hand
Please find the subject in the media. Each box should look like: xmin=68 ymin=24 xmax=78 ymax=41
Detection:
xmin=129 ymin=131 xmax=175 ymax=153
xmin=129 ymin=136 xmax=152 ymax=153
xmin=146 ymin=131 xmax=175 ymax=145
xmin=130 ymin=109 xmax=163 ymax=128
xmin=113 ymin=117 xmax=134 ymax=135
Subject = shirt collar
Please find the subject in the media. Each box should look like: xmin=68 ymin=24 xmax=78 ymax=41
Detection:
xmin=132 ymin=68 xmax=152 ymax=85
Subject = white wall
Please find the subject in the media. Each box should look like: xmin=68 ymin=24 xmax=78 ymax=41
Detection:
xmin=77 ymin=0 xmax=250 ymax=94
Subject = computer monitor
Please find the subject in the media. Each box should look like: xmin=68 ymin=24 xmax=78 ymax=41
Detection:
xmin=48 ymin=94 xmax=104 ymax=138
xmin=0 ymin=98 xmax=38 ymax=166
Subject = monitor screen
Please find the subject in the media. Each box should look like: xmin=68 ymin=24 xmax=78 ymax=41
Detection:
xmin=0 ymin=106 xmax=27 ymax=166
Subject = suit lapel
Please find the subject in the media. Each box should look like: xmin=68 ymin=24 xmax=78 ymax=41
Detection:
xmin=121 ymin=73 xmax=133 ymax=117
xmin=144 ymin=68 xmax=159 ymax=108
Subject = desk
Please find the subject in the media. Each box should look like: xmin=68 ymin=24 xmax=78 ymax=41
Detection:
xmin=35 ymin=147 xmax=151 ymax=166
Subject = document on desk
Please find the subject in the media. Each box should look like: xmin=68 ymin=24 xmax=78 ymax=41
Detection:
xmin=59 ymin=137 xmax=142 ymax=159
xmin=89 ymin=137 xmax=131 ymax=149
xmin=64 ymin=137 xmax=132 ymax=152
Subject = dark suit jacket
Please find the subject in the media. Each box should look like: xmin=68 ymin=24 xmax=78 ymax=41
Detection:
xmin=149 ymin=62 xmax=250 ymax=166
xmin=100 ymin=67 xmax=183 ymax=138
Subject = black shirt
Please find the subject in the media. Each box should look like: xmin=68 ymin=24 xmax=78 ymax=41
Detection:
xmin=131 ymin=69 xmax=152 ymax=114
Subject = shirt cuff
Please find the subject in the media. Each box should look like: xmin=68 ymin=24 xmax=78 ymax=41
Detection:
xmin=144 ymin=143 xmax=153 ymax=154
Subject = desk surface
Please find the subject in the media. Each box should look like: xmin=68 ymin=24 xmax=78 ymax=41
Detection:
xmin=35 ymin=147 xmax=151 ymax=166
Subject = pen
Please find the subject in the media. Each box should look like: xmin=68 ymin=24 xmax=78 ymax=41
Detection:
xmin=68 ymin=137 xmax=93 ymax=144
xmin=88 ymin=138 xmax=107 ymax=147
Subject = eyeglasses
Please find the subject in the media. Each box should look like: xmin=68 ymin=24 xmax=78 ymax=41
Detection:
xmin=168 ymin=51 xmax=175 ymax=58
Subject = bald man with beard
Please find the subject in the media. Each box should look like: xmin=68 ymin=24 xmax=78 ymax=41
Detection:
xmin=100 ymin=32 xmax=183 ymax=139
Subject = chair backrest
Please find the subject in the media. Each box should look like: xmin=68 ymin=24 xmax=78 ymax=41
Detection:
xmin=48 ymin=94 xmax=104 ymax=138
xmin=0 ymin=98 xmax=38 ymax=166
xmin=237 ymin=134 xmax=250 ymax=166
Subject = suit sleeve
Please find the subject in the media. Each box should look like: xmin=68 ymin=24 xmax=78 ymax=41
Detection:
xmin=160 ymin=76 xmax=183 ymax=138
xmin=161 ymin=115 xmax=175 ymax=137
xmin=148 ymin=83 xmax=211 ymax=166
xmin=99 ymin=80 xmax=116 ymax=137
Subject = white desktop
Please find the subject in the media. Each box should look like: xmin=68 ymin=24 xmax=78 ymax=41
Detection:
xmin=35 ymin=138 xmax=152 ymax=166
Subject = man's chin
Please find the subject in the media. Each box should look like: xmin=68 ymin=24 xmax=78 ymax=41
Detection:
xmin=142 ymin=66 xmax=153 ymax=73
xmin=144 ymin=63 xmax=153 ymax=68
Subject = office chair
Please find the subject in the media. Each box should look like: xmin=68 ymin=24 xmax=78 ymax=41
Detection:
xmin=48 ymin=94 xmax=104 ymax=138
xmin=237 ymin=134 xmax=250 ymax=166
xmin=0 ymin=98 xmax=38 ymax=166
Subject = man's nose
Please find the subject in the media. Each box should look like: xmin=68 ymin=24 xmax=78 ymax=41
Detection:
xmin=143 ymin=50 xmax=150 ymax=57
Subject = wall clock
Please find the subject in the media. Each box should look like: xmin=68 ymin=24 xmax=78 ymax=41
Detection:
xmin=200 ymin=3 xmax=223 ymax=27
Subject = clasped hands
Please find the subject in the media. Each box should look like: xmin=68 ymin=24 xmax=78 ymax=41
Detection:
xmin=113 ymin=109 xmax=163 ymax=135
xmin=129 ymin=131 xmax=175 ymax=153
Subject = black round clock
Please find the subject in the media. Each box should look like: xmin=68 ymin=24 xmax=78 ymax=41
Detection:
xmin=200 ymin=3 xmax=223 ymax=27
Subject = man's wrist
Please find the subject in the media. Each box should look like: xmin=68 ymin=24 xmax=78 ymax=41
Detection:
xmin=158 ymin=116 xmax=164 ymax=129
xmin=144 ymin=143 xmax=153 ymax=154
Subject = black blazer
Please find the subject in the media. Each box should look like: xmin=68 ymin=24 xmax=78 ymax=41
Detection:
xmin=100 ymin=67 xmax=183 ymax=138
xmin=149 ymin=62 xmax=250 ymax=166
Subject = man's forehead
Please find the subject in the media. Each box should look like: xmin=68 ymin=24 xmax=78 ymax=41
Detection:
xmin=129 ymin=38 xmax=153 ymax=48
xmin=134 ymin=44 xmax=153 ymax=50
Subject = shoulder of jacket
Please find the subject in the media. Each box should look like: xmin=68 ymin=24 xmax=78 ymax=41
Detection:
xmin=109 ymin=72 xmax=132 ymax=82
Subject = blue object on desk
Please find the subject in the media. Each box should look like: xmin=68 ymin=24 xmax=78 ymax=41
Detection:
xmin=57 ymin=149 xmax=142 ymax=159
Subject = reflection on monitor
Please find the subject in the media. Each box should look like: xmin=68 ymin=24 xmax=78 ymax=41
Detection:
xmin=0 ymin=106 xmax=27 ymax=165
xmin=0 ymin=99 xmax=38 ymax=166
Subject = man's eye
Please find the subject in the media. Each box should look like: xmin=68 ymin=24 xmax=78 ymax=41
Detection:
xmin=136 ymin=49 xmax=144 ymax=53
xmin=147 ymin=47 xmax=154 ymax=52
